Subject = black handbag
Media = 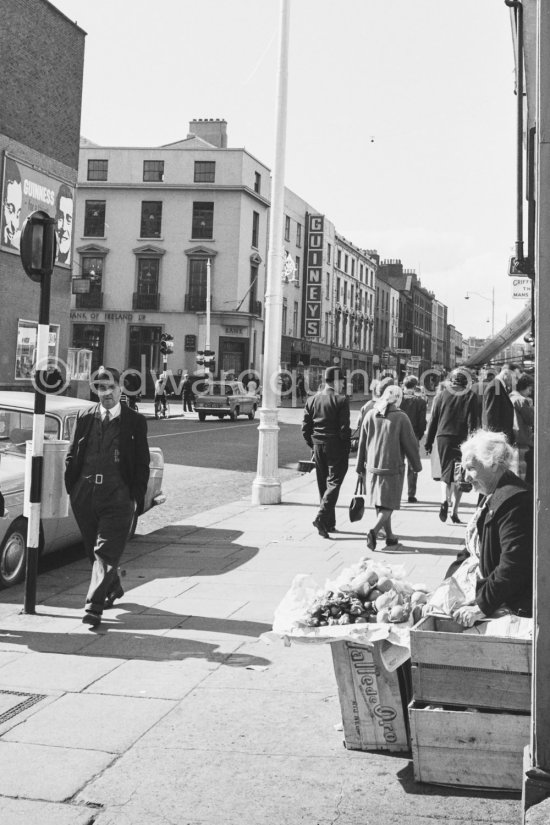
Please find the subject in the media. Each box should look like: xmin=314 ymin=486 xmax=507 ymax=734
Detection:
xmin=453 ymin=460 xmax=472 ymax=493
xmin=349 ymin=476 xmax=365 ymax=522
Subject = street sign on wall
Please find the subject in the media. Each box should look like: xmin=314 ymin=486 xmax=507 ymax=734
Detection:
xmin=511 ymin=277 xmax=532 ymax=300
xmin=395 ymin=348 xmax=411 ymax=355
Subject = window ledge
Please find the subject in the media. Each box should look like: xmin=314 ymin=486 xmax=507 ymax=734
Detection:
xmin=190 ymin=237 xmax=215 ymax=243
xmin=81 ymin=235 xmax=107 ymax=240
xmin=138 ymin=237 xmax=164 ymax=242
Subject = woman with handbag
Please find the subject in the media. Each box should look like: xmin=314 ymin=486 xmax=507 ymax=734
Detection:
xmin=424 ymin=368 xmax=478 ymax=524
xmin=356 ymin=384 xmax=421 ymax=551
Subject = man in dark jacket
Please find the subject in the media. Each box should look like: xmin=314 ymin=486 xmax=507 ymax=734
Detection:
xmin=302 ymin=366 xmax=351 ymax=537
xmin=400 ymin=375 xmax=427 ymax=503
xmin=482 ymin=366 xmax=518 ymax=444
xmin=65 ymin=367 xmax=150 ymax=627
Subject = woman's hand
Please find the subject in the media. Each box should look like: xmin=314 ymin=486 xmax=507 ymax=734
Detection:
xmin=452 ymin=604 xmax=486 ymax=628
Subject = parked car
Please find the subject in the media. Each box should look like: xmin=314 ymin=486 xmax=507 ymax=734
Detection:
xmin=193 ymin=380 xmax=259 ymax=421
xmin=0 ymin=391 xmax=164 ymax=588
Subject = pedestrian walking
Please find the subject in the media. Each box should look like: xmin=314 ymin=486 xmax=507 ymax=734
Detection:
xmin=424 ymin=368 xmax=478 ymax=524
xmin=154 ymin=373 xmax=168 ymax=418
xmin=399 ymin=375 xmax=427 ymax=503
xmin=356 ymin=384 xmax=421 ymax=551
xmin=182 ymin=373 xmax=195 ymax=413
xmin=482 ymin=365 xmax=519 ymax=444
xmin=510 ymin=372 xmax=534 ymax=483
xmin=64 ymin=367 xmax=150 ymax=628
xmin=302 ymin=366 xmax=351 ymax=538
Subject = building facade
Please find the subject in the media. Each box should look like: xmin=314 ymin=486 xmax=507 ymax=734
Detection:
xmin=74 ymin=123 xmax=379 ymax=395
xmin=72 ymin=121 xmax=270 ymax=392
xmin=0 ymin=0 xmax=85 ymax=389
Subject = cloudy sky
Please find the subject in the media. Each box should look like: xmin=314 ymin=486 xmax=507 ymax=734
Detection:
xmin=52 ymin=0 xmax=524 ymax=338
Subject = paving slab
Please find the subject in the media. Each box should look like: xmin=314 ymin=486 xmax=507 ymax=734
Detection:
xmin=0 ymin=651 xmax=124 ymax=693
xmin=78 ymin=631 xmax=250 ymax=664
xmin=77 ymin=748 xmax=521 ymax=825
xmin=0 ymin=740 xmax=114 ymax=802
xmin=83 ymin=657 xmax=218 ymax=700
xmin=0 ymin=798 xmax=96 ymax=825
xmin=141 ymin=685 xmax=342 ymax=757
xmin=2 ymin=692 xmax=176 ymax=752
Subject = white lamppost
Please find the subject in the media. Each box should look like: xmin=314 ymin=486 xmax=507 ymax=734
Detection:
xmin=465 ymin=287 xmax=495 ymax=337
xmin=252 ymin=0 xmax=291 ymax=505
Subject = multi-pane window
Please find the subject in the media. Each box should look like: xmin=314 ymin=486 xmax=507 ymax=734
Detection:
xmin=140 ymin=201 xmax=162 ymax=238
xmin=293 ymin=302 xmax=299 ymax=337
xmin=188 ymin=259 xmax=208 ymax=310
xmin=326 ymin=272 xmax=330 ymax=300
xmin=87 ymin=159 xmax=108 ymax=181
xmin=194 ymin=161 xmax=215 ymax=183
xmin=284 ymin=215 xmax=290 ymax=242
xmin=81 ymin=256 xmax=103 ymax=291
xmin=327 ymin=243 xmax=331 ymax=264
xmin=254 ymin=172 xmax=261 ymax=193
xmin=83 ymin=201 xmax=106 ymax=236
xmin=337 ymin=249 xmax=342 ymax=269
xmin=192 ymin=202 xmax=214 ymax=239
xmin=282 ymin=301 xmax=288 ymax=334
xmin=351 ymin=259 xmax=355 ymax=277
xmin=143 ymin=160 xmax=164 ymax=182
xmin=252 ymin=211 xmax=259 ymax=248
xmin=344 ymin=254 xmax=349 ymax=273
xmin=296 ymin=222 xmax=302 ymax=247
xmin=137 ymin=259 xmax=159 ymax=294
xmin=295 ymin=255 xmax=300 ymax=283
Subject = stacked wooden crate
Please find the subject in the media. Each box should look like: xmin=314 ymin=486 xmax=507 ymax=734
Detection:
xmin=408 ymin=615 xmax=532 ymax=791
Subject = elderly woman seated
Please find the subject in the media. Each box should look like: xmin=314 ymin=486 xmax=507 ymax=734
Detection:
xmin=446 ymin=429 xmax=533 ymax=628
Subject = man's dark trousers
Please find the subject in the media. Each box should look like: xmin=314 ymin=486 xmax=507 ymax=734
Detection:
xmin=313 ymin=440 xmax=349 ymax=530
xmin=71 ymin=477 xmax=135 ymax=616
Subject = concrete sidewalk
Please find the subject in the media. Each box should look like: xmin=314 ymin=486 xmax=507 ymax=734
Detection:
xmin=0 ymin=460 xmax=522 ymax=824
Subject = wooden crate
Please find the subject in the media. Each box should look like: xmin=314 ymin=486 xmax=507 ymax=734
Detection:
xmin=409 ymin=701 xmax=530 ymax=791
xmin=330 ymin=640 xmax=411 ymax=752
xmin=410 ymin=615 xmax=531 ymax=712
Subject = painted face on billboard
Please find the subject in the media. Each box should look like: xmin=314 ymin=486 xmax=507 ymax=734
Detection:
xmin=55 ymin=185 xmax=73 ymax=264
xmin=3 ymin=165 xmax=22 ymax=250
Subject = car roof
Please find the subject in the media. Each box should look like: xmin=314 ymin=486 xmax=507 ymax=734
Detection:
xmin=0 ymin=391 xmax=95 ymax=414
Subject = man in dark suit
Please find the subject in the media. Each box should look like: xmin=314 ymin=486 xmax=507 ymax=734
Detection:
xmin=65 ymin=367 xmax=150 ymax=627
xmin=399 ymin=375 xmax=427 ymax=503
xmin=302 ymin=366 xmax=351 ymax=537
xmin=482 ymin=366 xmax=517 ymax=444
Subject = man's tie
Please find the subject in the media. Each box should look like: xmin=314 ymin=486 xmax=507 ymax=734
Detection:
xmin=102 ymin=410 xmax=111 ymax=432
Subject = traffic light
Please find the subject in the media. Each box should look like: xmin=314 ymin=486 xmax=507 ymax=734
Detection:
xmin=160 ymin=333 xmax=174 ymax=355
xmin=204 ymin=349 xmax=215 ymax=373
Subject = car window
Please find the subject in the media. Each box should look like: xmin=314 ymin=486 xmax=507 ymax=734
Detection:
xmin=63 ymin=414 xmax=78 ymax=440
xmin=0 ymin=409 xmax=60 ymax=446
xmin=225 ymin=386 xmax=233 ymax=396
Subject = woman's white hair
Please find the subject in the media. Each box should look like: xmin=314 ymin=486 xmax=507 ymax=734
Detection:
xmin=461 ymin=429 xmax=515 ymax=470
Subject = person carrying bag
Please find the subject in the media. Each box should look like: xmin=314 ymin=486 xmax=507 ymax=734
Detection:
xmin=349 ymin=475 xmax=365 ymax=522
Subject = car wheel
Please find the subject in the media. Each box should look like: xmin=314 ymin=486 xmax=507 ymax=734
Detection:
xmin=230 ymin=406 xmax=239 ymax=422
xmin=198 ymin=412 xmax=206 ymax=421
xmin=0 ymin=518 xmax=34 ymax=588
xmin=248 ymin=405 xmax=257 ymax=420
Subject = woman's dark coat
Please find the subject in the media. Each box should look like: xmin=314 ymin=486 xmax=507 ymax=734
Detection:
xmin=475 ymin=470 xmax=533 ymax=617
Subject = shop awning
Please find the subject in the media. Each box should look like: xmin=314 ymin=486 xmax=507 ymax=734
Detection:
xmin=462 ymin=306 xmax=532 ymax=367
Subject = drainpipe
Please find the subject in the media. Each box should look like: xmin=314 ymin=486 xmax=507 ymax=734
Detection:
xmin=505 ymin=0 xmax=534 ymax=277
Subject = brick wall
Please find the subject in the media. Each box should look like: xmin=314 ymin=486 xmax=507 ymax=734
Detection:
xmin=0 ymin=0 xmax=85 ymax=388
xmin=0 ymin=0 xmax=85 ymax=169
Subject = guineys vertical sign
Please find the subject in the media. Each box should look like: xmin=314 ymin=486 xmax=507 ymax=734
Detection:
xmin=304 ymin=213 xmax=324 ymax=338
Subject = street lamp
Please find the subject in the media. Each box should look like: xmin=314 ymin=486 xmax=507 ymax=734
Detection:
xmin=465 ymin=288 xmax=495 ymax=337
xmin=252 ymin=0 xmax=291 ymax=506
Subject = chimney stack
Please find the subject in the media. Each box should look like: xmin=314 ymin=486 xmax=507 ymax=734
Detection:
xmin=187 ymin=118 xmax=227 ymax=148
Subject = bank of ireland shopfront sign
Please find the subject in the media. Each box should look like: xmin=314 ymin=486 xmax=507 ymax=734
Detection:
xmin=304 ymin=214 xmax=324 ymax=338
